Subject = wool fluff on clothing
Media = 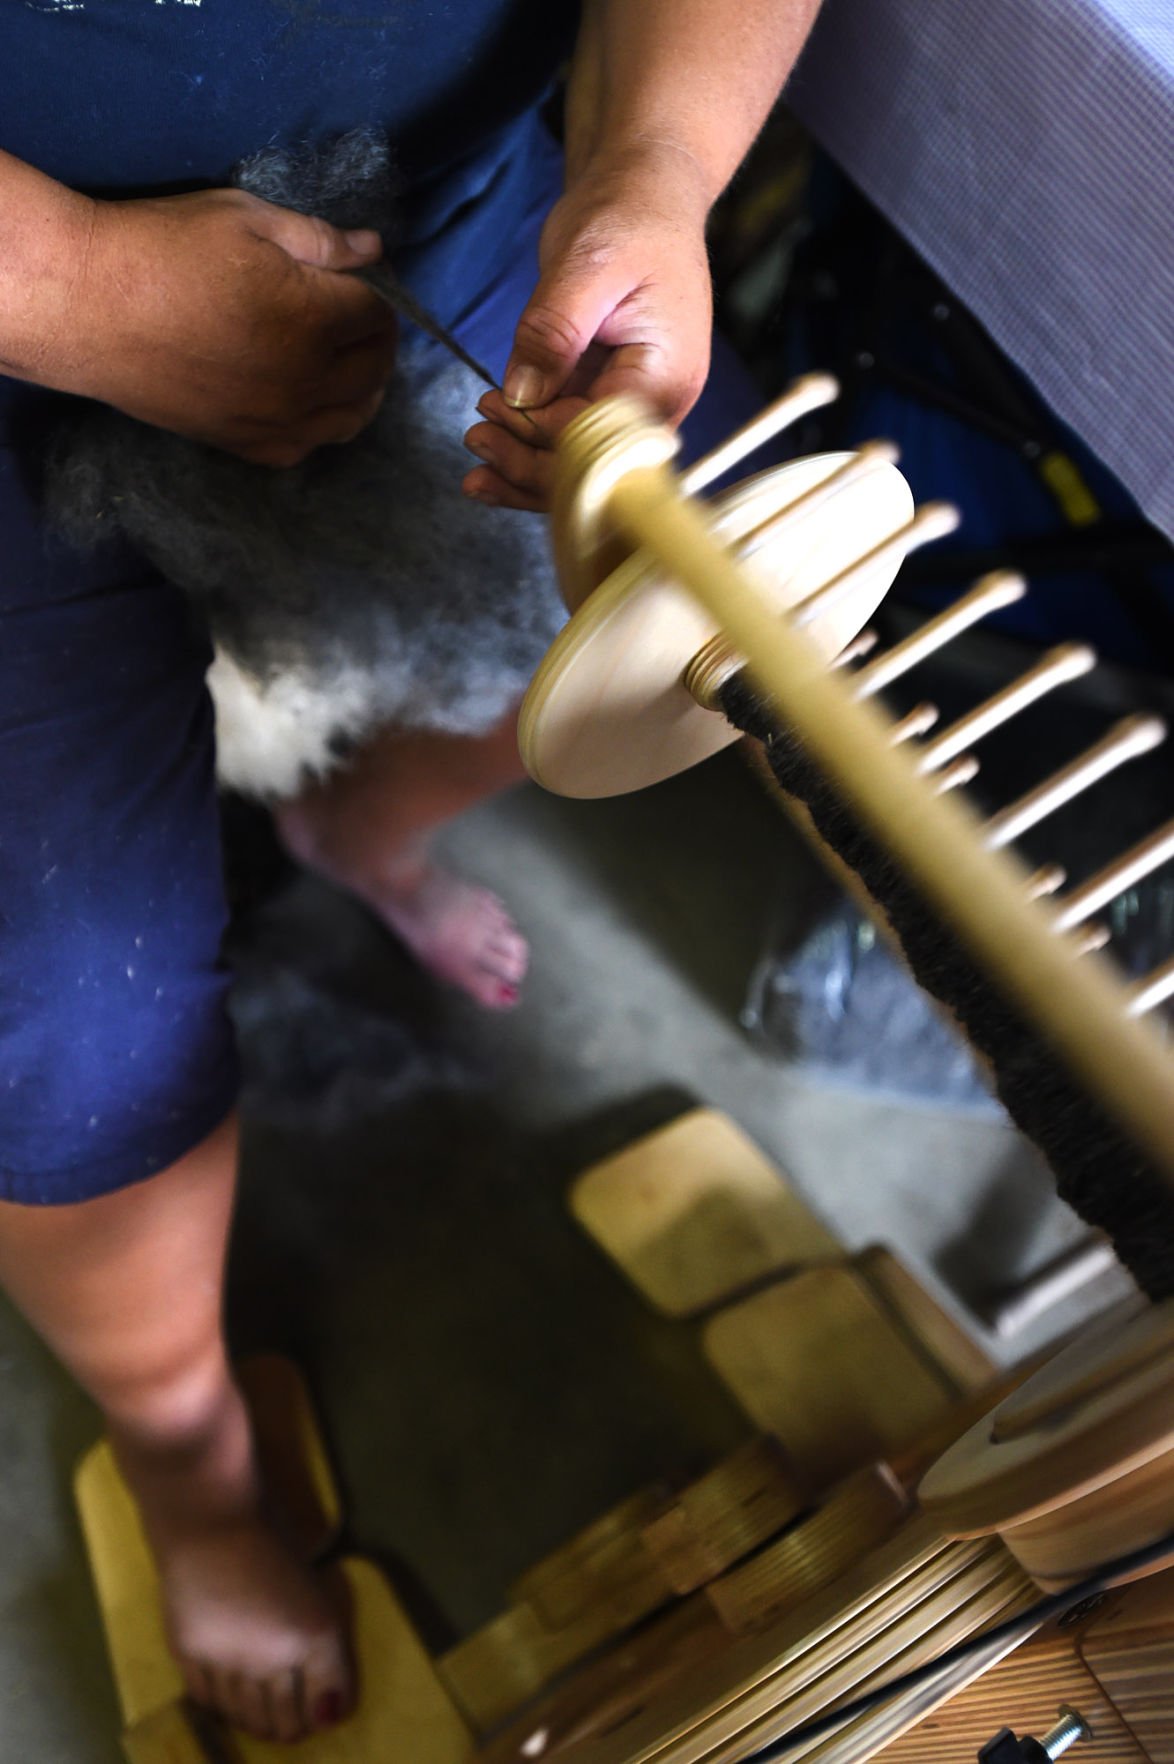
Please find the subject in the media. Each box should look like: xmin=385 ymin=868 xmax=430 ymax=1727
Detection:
xmin=46 ymin=132 xmax=566 ymax=800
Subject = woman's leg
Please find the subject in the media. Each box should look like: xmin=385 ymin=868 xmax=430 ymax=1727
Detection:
xmin=276 ymin=705 xmax=530 ymax=1009
xmin=0 ymin=1117 xmax=352 ymax=1743
xmin=0 ymin=434 xmax=350 ymax=1743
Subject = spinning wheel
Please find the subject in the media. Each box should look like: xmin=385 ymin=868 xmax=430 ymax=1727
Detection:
xmin=520 ymin=387 xmax=1174 ymax=1194
xmin=520 ymin=445 xmax=919 ymax=799
xmin=507 ymin=383 xmax=1174 ymax=1762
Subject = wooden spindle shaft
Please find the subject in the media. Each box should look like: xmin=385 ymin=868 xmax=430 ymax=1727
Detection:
xmin=985 ymin=715 xmax=1167 ymax=849
xmin=854 ymin=572 xmax=1027 ymax=698
xmin=559 ymin=398 xmax=1174 ymax=1184
xmin=917 ymin=645 xmax=1097 ymax=774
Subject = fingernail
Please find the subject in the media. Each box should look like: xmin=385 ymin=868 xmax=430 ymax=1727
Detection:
xmin=345 ymin=228 xmax=381 ymax=257
xmin=465 ymin=488 xmax=501 ymax=507
xmin=465 ymin=436 xmax=494 ymax=462
xmin=315 ymin=1692 xmax=344 ymax=1728
xmin=503 ymin=365 xmax=545 ymax=409
xmin=497 ymin=982 xmax=520 ymax=1006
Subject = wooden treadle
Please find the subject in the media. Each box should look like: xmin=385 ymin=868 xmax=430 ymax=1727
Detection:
xmin=570 ymin=1107 xmax=841 ymax=1317
xmin=703 ymin=1268 xmax=961 ymax=1486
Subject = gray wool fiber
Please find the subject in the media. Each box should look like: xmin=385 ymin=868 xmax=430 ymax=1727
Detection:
xmin=46 ymin=131 xmax=566 ymax=798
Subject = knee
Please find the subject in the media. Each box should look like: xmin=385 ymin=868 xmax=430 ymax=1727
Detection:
xmin=101 ymin=1337 xmax=235 ymax=1448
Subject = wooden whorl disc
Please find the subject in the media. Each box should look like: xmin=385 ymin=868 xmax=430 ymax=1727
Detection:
xmin=519 ymin=452 xmax=914 ymax=800
xmin=918 ymin=1299 xmax=1174 ymax=1591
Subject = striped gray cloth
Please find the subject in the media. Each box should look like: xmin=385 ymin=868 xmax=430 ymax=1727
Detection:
xmin=788 ymin=0 xmax=1174 ymax=540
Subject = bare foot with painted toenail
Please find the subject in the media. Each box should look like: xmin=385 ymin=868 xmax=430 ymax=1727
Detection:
xmin=370 ymin=862 xmax=529 ymax=1009
xmin=277 ymin=792 xmax=530 ymax=1010
xmin=113 ymin=1379 xmax=354 ymax=1744
xmin=273 ymin=712 xmax=532 ymax=1010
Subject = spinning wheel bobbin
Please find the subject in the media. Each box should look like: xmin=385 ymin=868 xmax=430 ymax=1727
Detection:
xmin=522 ymin=376 xmax=952 ymax=801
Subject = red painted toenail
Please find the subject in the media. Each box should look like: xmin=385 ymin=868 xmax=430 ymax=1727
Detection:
xmin=315 ymin=1692 xmax=344 ymax=1727
xmin=497 ymin=983 xmax=520 ymax=1005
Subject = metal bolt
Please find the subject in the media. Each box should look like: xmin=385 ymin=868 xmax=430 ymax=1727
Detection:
xmin=1040 ymin=1708 xmax=1091 ymax=1760
xmin=979 ymin=1706 xmax=1091 ymax=1764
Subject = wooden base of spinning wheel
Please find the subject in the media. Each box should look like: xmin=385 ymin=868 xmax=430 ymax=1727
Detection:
xmin=448 ymin=1119 xmax=1173 ymax=1764
xmin=920 ymin=1300 xmax=1174 ymax=1590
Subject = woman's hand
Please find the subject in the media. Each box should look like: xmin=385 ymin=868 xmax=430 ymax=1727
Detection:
xmin=2 ymin=175 xmax=397 ymax=466
xmin=462 ymin=142 xmax=712 ymax=513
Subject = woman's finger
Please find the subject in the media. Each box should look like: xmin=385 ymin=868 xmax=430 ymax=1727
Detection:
xmin=462 ymin=464 xmax=548 ymax=514
xmin=473 ymin=389 xmax=590 ymax=445
xmin=464 ymin=422 xmax=558 ymax=500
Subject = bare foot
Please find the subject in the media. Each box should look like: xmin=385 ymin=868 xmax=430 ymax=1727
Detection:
xmin=113 ymin=1381 xmax=354 ymax=1744
xmin=370 ymin=863 xmax=529 ymax=1009
xmin=275 ymin=800 xmax=529 ymax=1010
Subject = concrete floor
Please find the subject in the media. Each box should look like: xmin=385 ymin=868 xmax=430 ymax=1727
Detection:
xmin=0 ymin=750 xmax=1134 ymax=1763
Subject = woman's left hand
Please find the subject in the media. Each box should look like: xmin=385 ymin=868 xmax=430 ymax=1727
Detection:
xmin=462 ymin=142 xmax=713 ymax=513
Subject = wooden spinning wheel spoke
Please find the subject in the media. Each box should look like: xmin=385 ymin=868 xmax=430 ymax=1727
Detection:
xmin=1128 ymin=949 xmax=1174 ymax=1018
xmin=790 ymin=502 xmax=959 ymax=632
xmin=852 ymin=574 xmax=1028 ymax=697
xmin=736 ymin=444 xmax=902 ymax=560
xmin=912 ymin=644 xmax=1097 ymax=775
xmin=983 ymin=715 xmax=1168 ymax=849
xmin=932 ymin=754 xmax=981 ymax=794
xmin=1052 ymin=820 xmax=1174 ymax=932
xmin=680 ymin=376 xmax=841 ymax=498
xmin=888 ymin=704 xmax=940 ymax=745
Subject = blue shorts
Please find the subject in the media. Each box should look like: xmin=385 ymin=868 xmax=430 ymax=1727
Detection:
xmin=0 ymin=405 xmax=240 ymax=1204
xmin=0 ymin=124 xmax=771 ymax=1206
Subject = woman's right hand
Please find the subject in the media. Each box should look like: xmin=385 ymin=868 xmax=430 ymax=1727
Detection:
xmin=2 ymin=172 xmax=397 ymax=466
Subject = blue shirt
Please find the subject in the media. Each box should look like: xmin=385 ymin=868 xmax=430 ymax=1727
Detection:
xmin=1 ymin=0 xmax=579 ymax=324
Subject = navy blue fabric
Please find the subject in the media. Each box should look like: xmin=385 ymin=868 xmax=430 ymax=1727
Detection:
xmin=0 ymin=431 xmax=240 ymax=1203
xmin=1 ymin=0 xmax=579 ymax=327
xmin=0 ymin=2 xmax=770 ymax=1203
